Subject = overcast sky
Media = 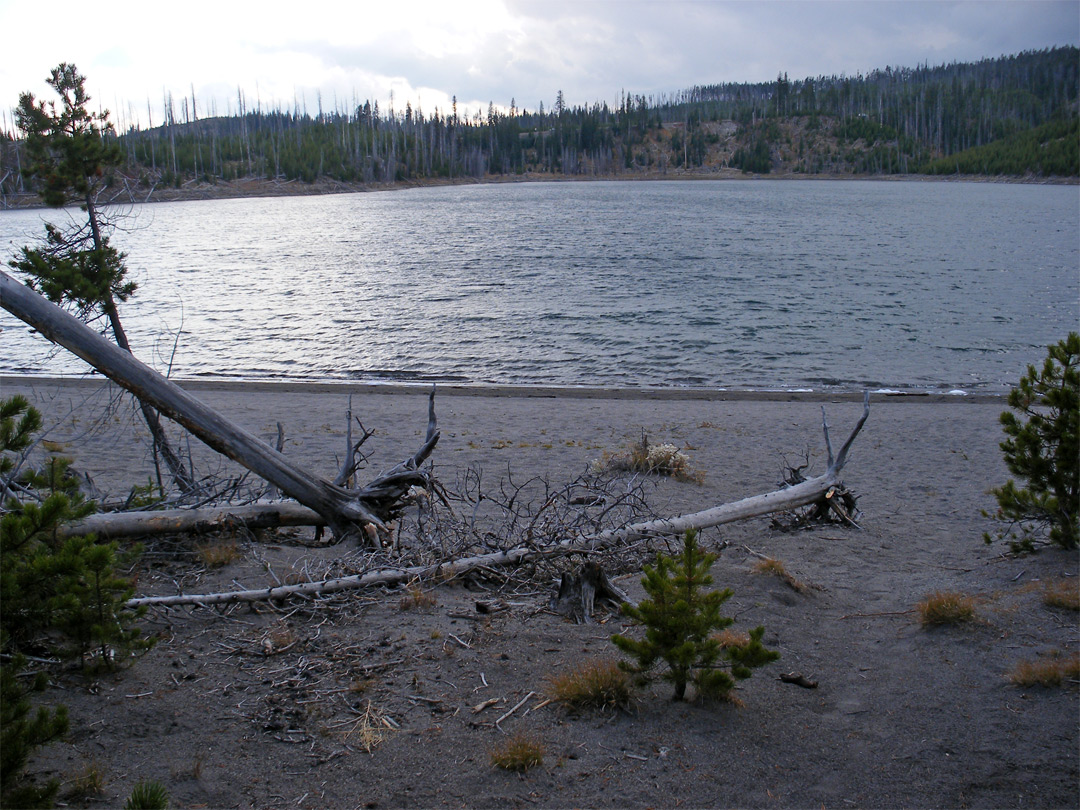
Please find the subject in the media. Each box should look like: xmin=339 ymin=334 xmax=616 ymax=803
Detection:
xmin=1 ymin=0 xmax=1077 ymax=132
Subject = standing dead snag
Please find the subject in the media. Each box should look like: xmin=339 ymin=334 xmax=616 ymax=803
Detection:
xmin=0 ymin=270 xmax=438 ymax=543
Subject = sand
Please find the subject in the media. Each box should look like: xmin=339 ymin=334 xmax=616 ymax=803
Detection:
xmin=3 ymin=376 xmax=1077 ymax=809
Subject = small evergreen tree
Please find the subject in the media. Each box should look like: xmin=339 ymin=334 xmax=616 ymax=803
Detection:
xmin=12 ymin=63 xmax=132 ymax=317
xmin=1 ymin=396 xmax=151 ymax=805
xmin=612 ymin=530 xmax=779 ymax=701
xmin=0 ymin=660 xmax=68 ymax=809
xmin=988 ymin=333 xmax=1079 ymax=551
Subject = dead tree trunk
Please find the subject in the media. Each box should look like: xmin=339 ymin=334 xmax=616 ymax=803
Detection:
xmin=125 ymin=396 xmax=870 ymax=609
xmin=62 ymin=502 xmax=325 ymax=539
xmin=0 ymin=270 xmax=437 ymax=540
xmin=85 ymin=192 xmax=194 ymax=495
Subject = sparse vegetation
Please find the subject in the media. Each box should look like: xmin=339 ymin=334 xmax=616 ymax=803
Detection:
xmin=1043 ymin=579 xmax=1080 ymax=611
xmin=548 ymin=658 xmax=633 ymax=711
xmin=490 ymin=731 xmax=545 ymax=771
xmin=399 ymin=580 xmax=438 ymax=610
xmin=1 ymin=396 xmax=152 ymax=807
xmin=712 ymin=628 xmax=752 ymax=649
xmin=916 ymin=591 xmax=978 ymax=626
xmin=124 ymin=780 xmax=170 ymax=810
xmin=1007 ymin=653 xmax=1080 ymax=687
xmin=65 ymin=760 xmax=106 ymax=801
xmin=195 ymin=537 xmax=241 ymax=568
xmin=613 ymin=529 xmax=779 ymax=701
xmin=752 ymin=556 xmax=808 ymax=592
xmin=987 ymin=333 xmax=1079 ymax=552
xmin=592 ymin=430 xmax=700 ymax=481
xmin=334 ymin=701 xmax=395 ymax=754
xmin=260 ymin=621 xmax=298 ymax=655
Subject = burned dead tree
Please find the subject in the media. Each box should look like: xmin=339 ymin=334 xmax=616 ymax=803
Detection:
xmin=125 ymin=395 xmax=871 ymax=609
xmin=1 ymin=269 xmax=437 ymax=542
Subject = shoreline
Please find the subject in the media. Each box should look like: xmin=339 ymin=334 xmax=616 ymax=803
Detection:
xmin=2 ymin=169 xmax=1075 ymax=210
xmin=0 ymin=373 xmax=1008 ymax=404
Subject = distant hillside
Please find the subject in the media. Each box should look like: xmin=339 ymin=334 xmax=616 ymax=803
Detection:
xmin=2 ymin=47 xmax=1077 ymax=203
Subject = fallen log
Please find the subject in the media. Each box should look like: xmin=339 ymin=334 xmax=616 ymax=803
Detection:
xmin=126 ymin=394 xmax=870 ymax=609
xmin=63 ymin=501 xmax=325 ymax=539
xmin=1 ymin=269 xmax=438 ymax=541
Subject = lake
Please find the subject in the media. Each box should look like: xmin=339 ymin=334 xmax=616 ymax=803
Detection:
xmin=1 ymin=180 xmax=1077 ymax=393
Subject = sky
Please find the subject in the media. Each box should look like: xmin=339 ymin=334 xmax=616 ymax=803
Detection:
xmin=1 ymin=0 xmax=1077 ymax=132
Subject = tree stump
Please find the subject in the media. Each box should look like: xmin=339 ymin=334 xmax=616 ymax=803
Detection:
xmin=550 ymin=561 xmax=633 ymax=624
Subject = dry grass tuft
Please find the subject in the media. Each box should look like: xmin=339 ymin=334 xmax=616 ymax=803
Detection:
xmin=332 ymin=701 xmax=397 ymax=753
xmin=705 ymin=689 xmax=746 ymax=708
xmin=752 ymin=557 xmax=808 ymax=592
xmin=260 ymin=621 xmax=298 ymax=655
xmin=712 ymin=628 xmax=752 ymax=650
xmin=548 ymin=658 xmax=633 ymax=711
xmin=281 ymin=564 xmax=312 ymax=585
xmin=591 ymin=431 xmax=702 ymax=482
xmin=1042 ymin=579 xmax=1080 ymax=611
xmin=399 ymin=580 xmax=437 ymax=610
xmin=65 ymin=760 xmax=106 ymax=800
xmin=195 ymin=537 xmax=241 ymax=568
xmin=490 ymin=730 xmax=545 ymax=771
xmin=916 ymin=591 xmax=978 ymax=626
xmin=1007 ymin=653 xmax=1080 ymax=687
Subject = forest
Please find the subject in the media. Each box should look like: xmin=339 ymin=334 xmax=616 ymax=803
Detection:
xmin=1 ymin=46 xmax=1077 ymax=201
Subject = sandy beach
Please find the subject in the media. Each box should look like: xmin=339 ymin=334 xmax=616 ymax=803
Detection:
xmin=3 ymin=376 xmax=1077 ymax=809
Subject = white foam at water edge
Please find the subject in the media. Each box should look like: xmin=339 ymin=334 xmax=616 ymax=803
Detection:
xmin=947 ymin=389 xmax=968 ymax=396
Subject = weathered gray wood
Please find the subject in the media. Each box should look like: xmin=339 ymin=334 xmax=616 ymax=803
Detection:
xmin=551 ymin=561 xmax=633 ymax=624
xmin=63 ymin=502 xmax=325 ymax=539
xmin=0 ymin=270 xmax=437 ymax=538
xmin=126 ymin=397 xmax=871 ymax=608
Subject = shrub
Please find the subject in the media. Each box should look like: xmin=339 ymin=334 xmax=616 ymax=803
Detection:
xmin=124 ymin=779 xmax=170 ymax=810
xmin=1 ymin=396 xmax=150 ymax=806
xmin=548 ymin=658 xmax=633 ymax=711
xmin=916 ymin=592 xmax=977 ymax=626
xmin=592 ymin=430 xmax=700 ymax=481
xmin=490 ymin=731 xmax=544 ymax=771
xmin=0 ymin=659 xmax=68 ymax=809
xmin=987 ymin=333 xmax=1078 ymax=551
xmin=612 ymin=529 xmax=779 ymax=701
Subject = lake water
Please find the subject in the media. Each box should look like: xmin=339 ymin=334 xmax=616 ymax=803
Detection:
xmin=1 ymin=180 xmax=1077 ymax=393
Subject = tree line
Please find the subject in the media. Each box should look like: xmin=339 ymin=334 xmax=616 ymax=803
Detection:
xmin=1 ymin=46 xmax=1076 ymax=202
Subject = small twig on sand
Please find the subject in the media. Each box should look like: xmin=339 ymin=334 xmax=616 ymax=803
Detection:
xmin=839 ymin=609 xmax=916 ymax=619
xmin=495 ymin=690 xmax=535 ymax=730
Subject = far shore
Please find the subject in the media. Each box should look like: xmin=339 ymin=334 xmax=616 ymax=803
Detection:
xmin=2 ymin=169 xmax=1075 ymax=210
xmin=0 ymin=373 xmax=1008 ymax=404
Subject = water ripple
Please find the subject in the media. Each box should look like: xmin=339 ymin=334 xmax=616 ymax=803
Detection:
xmin=1 ymin=181 xmax=1077 ymax=393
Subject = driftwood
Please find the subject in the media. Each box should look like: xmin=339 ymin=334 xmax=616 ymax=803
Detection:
xmin=0 ymin=270 xmax=437 ymax=541
xmin=62 ymin=502 xmax=326 ymax=539
xmin=126 ymin=395 xmax=870 ymax=609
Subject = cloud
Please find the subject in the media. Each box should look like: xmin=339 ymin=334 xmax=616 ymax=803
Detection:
xmin=1 ymin=0 xmax=1076 ymax=132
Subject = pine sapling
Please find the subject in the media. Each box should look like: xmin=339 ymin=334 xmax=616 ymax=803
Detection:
xmin=987 ymin=332 xmax=1079 ymax=551
xmin=612 ymin=529 xmax=778 ymax=701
